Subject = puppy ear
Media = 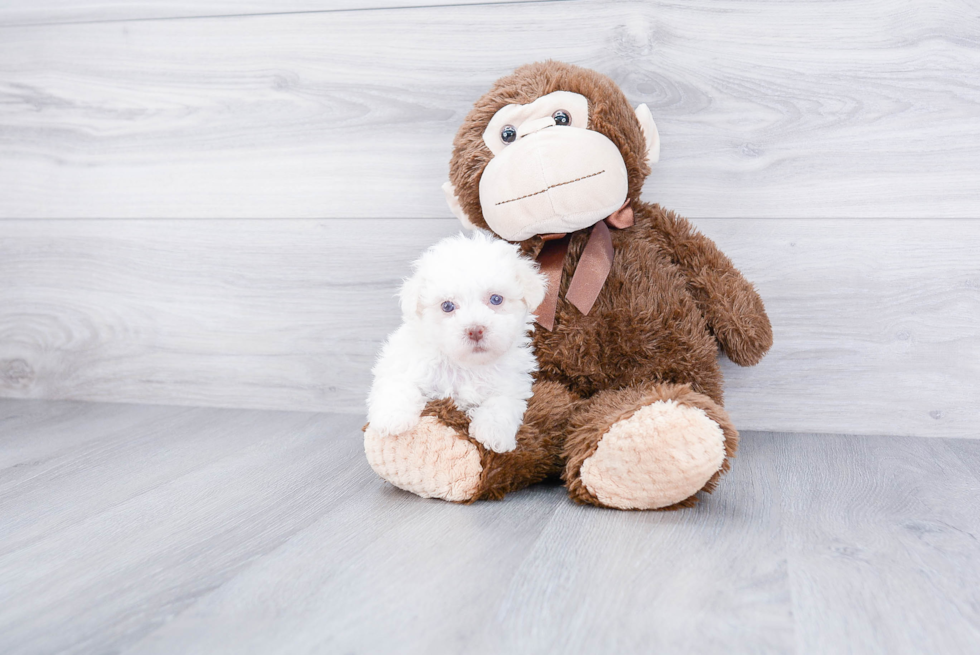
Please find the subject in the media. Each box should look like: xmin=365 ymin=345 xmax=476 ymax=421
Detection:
xmin=398 ymin=272 xmax=424 ymax=319
xmin=634 ymin=104 xmax=660 ymax=165
xmin=515 ymin=257 xmax=547 ymax=313
xmin=443 ymin=181 xmax=477 ymax=230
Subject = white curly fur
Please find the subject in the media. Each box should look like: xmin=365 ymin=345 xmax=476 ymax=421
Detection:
xmin=367 ymin=231 xmax=547 ymax=453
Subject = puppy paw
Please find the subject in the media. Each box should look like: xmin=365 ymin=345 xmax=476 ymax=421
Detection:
xmin=367 ymin=405 xmax=422 ymax=438
xmin=468 ymin=412 xmax=518 ymax=453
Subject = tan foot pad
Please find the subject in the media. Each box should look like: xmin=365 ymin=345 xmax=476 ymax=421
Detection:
xmin=364 ymin=417 xmax=483 ymax=502
xmin=581 ymin=400 xmax=726 ymax=510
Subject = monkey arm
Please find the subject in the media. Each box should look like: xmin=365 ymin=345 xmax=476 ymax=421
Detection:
xmin=644 ymin=208 xmax=773 ymax=367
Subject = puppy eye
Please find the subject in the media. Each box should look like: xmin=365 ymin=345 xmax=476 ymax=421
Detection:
xmin=441 ymin=301 xmax=455 ymax=313
xmin=552 ymin=110 xmax=571 ymax=126
xmin=489 ymin=294 xmax=503 ymax=306
xmin=500 ymin=125 xmax=517 ymax=144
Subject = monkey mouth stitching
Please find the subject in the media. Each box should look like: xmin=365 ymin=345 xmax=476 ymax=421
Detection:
xmin=495 ymin=170 xmax=605 ymax=206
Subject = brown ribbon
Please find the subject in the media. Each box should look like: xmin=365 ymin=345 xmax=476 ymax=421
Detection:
xmin=534 ymin=199 xmax=634 ymax=330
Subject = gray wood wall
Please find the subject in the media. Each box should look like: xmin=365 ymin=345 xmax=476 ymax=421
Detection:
xmin=1 ymin=0 xmax=978 ymax=438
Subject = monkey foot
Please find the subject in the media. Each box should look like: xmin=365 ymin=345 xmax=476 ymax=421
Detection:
xmin=579 ymin=400 xmax=728 ymax=510
xmin=364 ymin=416 xmax=483 ymax=502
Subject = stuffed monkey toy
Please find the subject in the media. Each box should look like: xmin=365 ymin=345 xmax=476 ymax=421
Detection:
xmin=364 ymin=61 xmax=772 ymax=510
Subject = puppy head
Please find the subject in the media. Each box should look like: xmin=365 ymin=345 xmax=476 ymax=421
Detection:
xmin=400 ymin=230 xmax=546 ymax=366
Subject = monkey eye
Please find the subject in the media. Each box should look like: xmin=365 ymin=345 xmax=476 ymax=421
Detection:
xmin=500 ymin=125 xmax=517 ymax=144
xmin=441 ymin=301 xmax=455 ymax=313
xmin=552 ymin=110 xmax=571 ymax=126
xmin=489 ymin=294 xmax=503 ymax=306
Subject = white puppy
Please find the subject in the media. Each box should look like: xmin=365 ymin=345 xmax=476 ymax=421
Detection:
xmin=367 ymin=230 xmax=547 ymax=453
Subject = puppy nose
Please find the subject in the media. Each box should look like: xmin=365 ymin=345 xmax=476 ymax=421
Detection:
xmin=467 ymin=326 xmax=486 ymax=342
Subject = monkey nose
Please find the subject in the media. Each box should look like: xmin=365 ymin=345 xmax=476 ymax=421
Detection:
xmin=467 ymin=326 xmax=486 ymax=342
xmin=517 ymin=116 xmax=557 ymax=139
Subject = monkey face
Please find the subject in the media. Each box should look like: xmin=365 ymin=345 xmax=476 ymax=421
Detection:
xmin=478 ymin=91 xmax=630 ymax=241
xmin=444 ymin=63 xmax=661 ymax=243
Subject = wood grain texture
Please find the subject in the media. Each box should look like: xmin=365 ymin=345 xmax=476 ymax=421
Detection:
xmin=707 ymin=217 xmax=980 ymax=439
xmin=947 ymin=439 xmax=980 ymax=482
xmin=1 ymin=0 xmax=979 ymax=219
xmin=770 ymin=432 xmax=980 ymax=654
xmin=0 ymin=0 xmax=560 ymax=27
xmin=0 ymin=400 xmax=370 ymax=654
xmin=482 ymin=430 xmax=793 ymax=654
xmin=0 ymin=218 xmax=454 ymax=412
xmin=1 ymin=400 xmax=979 ymax=654
xmin=0 ymin=217 xmax=977 ymax=438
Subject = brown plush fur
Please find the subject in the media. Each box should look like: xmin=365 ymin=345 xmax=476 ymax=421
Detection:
xmin=438 ymin=61 xmax=771 ymax=508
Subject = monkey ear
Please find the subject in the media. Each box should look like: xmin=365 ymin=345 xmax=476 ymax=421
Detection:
xmin=634 ymin=104 xmax=661 ymax=165
xmin=442 ymin=181 xmax=477 ymax=230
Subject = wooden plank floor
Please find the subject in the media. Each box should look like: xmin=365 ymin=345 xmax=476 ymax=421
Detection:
xmin=1 ymin=400 xmax=978 ymax=654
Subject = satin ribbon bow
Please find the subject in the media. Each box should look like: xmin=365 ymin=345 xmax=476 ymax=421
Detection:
xmin=534 ymin=199 xmax=634 ymax=331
